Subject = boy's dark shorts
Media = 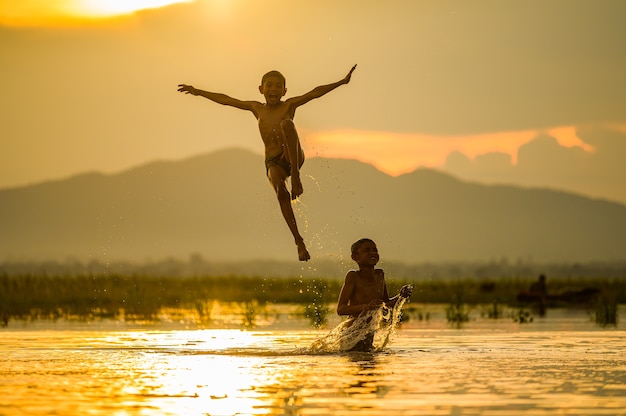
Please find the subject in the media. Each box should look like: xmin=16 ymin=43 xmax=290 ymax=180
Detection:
xmin=265 ymin=152 xmax=292 ymax=177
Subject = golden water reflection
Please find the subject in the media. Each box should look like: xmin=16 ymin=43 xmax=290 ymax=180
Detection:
xmin=1 ymin=307 xmax=625 ymax=415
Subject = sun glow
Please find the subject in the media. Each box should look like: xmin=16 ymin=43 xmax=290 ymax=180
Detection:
xmin=0 ymin=0 xmax=193 ymax=25
xmin=81 ymin=0 xmax=193 ymax=17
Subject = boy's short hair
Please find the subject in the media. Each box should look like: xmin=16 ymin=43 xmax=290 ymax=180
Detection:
xmin=351 ymin=238 xmax=375 ymax=255
xmin=261 ymin=70 xmax=286 ymax=87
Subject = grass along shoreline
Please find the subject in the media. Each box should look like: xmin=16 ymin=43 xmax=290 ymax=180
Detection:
xmin=2 ymin=274 xmax=624 ymax=327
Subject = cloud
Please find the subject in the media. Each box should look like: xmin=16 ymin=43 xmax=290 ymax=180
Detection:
xmin=443 ymin=126 xmax=626 ymax=205
xmin=516 ymin=134 xmax=591 ymax=181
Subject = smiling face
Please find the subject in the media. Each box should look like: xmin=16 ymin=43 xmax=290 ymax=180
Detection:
xmin=351 ymin=239 xmax=379 ymax=268
xmin=259 ymin=75 xmax=287 ymax=105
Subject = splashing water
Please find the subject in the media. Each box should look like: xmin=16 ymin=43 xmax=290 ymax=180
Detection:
xmin=306 ymin=296 xmax=408 ymax=353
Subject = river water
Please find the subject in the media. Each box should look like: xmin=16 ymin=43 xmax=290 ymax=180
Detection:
xmin=1 ymin=304 xmax=625 ymax=416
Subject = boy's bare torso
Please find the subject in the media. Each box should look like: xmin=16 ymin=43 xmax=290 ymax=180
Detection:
xmin=251 ymin=101 xmax=296 ymax=159
xmin=346 ymin=269 xmax=386 ymax=312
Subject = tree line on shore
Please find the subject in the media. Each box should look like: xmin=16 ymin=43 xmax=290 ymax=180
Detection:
xmin=2 ymin=257 xmax=625 ymax=280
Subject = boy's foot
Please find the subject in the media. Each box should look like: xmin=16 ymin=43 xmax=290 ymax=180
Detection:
xmin=291 ymin=175 xmax=303 ymax=200
xmin=297 ymin=240 xmax=310 ymax=261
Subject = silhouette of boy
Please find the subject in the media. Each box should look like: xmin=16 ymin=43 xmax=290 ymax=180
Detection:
xmin=177 ymin=65 xmax=356 ymax=261
xmin=337 ymin=238 xmax=412 ymax=351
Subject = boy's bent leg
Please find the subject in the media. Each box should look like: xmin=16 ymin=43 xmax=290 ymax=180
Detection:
xmin=280 ymin=119 xmax=305 ymax=199
xmin=268 ymin=166 xmax=310 ymax=261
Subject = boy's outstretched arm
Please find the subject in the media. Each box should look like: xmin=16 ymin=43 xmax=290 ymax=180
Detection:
xmin=177 ymin=84 xmax=256 ymax=111
xmin=386 ymin=285 xmax=413 ymax=307
xmin=287 ymin=64 xmax=357 ymax=108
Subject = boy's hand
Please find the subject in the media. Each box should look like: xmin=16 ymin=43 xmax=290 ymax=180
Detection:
xmin=343 ymin=64 xmax=357 ymax=84
xmin=177 ymin=84 xmax=197 ymax=95
xmin=399 ymin=285 xmax=413 ymax=299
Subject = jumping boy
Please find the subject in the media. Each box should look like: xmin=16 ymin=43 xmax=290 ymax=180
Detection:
xmin=177 ymin=65 xmax=357 ymax=261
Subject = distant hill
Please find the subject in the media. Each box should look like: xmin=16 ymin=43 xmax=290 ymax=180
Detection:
xmin=1 ymin=148 xmax=625 ymax=264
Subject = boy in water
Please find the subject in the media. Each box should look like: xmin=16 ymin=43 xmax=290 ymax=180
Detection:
xmin=177 ymin=65 xmax=357 ymax=261
xmin=337 ymin=238 xmax=412 ymax=351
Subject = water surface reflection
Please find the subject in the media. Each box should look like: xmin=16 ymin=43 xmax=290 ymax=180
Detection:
xmin=1 ymin=307 xmax=625 ymax=415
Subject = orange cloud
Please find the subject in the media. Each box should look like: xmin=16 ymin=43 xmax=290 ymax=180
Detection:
xmin=303 ymin=126 xmax=598 ymax=177
xmin=545 ymin=126 xmax=595 ymax=152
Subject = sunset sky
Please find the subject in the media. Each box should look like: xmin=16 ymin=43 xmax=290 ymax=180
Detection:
xmin=1 ymin=0 xmax=625 ymax=204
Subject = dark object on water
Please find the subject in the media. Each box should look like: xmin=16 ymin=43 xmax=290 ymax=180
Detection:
xmin=512 ymin=309 xmax=533 ymax=323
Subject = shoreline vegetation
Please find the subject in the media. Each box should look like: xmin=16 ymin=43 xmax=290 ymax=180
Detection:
xmin=3 ymin=257 xmax=626 ymax=280
xmin=2 ymin=269 xmax=624 ymax=328
xmin=2 ymin=258 xmax=625 ymax=327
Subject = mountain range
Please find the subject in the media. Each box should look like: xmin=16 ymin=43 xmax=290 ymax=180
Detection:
xmin=1 ymin=148 xmax=625 ymax=265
